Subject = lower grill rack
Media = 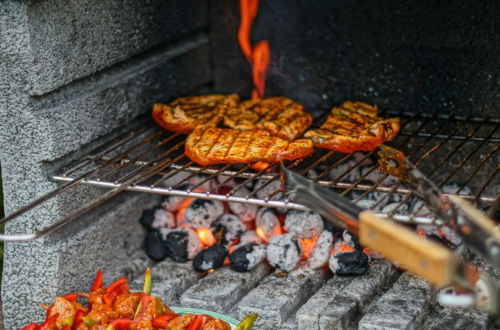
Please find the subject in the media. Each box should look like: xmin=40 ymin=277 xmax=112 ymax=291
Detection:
xmin=0 ymin=111 xmax=499 ymax=240
xmin=123 ymin=254 xmax=493 ymax=330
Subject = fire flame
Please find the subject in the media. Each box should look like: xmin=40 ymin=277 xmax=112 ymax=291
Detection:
xmin=238 ymin=0 xmax=271 ymax=98
xmin=256 ymin=222 xmax=282 ymax=243
xmin=299 ymin=236 xmax=318 ymax=260
xmin=197 ymin=228 xmax=216 ymax=247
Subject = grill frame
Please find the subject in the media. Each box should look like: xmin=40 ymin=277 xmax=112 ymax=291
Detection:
xmin=1 ymin=110 xmax=499 ymax=241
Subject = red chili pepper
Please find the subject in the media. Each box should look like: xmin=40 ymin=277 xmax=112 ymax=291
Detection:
xmin=61 ymin=326 xmax=71 ymax=330
xmin=63 ymin=293 xmax=78 ymax=302
xmin=91 ymin=269 xmax=104 ymax=292
xmin=103 ymin=277 xmax=128 ymax=304
xmin=133 ymin=292 xmax=154 ymax=322
xmin=39 ymin=313 xmax=59 ymax=330
xmin=152 ymin=314 xmax=178 ymax=328
xmin=72 ymin=309 xmax=85 ymax=330
xmin=21 ymin=323 xmax=39 ymax=330
xmin=110 ymin=318 xmax=133 ymax=330
xmin=187 ymin=315 xmax=205 ymax=330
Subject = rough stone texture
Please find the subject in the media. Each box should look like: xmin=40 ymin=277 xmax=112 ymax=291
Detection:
xmin=0 ymin=1 xmax=211 ymax=328
xmin=237 ymin=267 xmax=328 ymax=330
xmin=210 ymin=0 xmax=499 ymax=117
xmin=131 ymin=259 xmax=200 ymax=305
xmin=358 ymin=272 xmax=435 ymax=330
xmin=425 ymin=306 xmax=490 ymax=330
xmin=318 ymin=261 xmax=399 ymax=329
xmin=27 ymin=0 xmax=208 ymax=95
xmin=180 ymin=263 xmax=271 ymax=314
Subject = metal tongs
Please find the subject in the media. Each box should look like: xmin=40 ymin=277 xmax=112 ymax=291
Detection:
xmin=282 ymin=148 xmax=500 ymax=316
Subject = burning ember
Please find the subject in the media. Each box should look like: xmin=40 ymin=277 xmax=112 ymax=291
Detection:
xmin=238 ymin=0 xmax=271 ymax=98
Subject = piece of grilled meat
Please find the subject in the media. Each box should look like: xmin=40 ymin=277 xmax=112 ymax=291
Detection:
xmin=304 ymin=101 xmax=400 ymax=153
xmin=224 ymin=97 xmax=312 ymax=140
xmin=152 ymin=94 xmax=239 ymax=134
xmin=185 ymin=127 xmax=313 ymax=166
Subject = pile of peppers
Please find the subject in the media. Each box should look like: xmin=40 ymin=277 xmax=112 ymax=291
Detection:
xmin=21 ymin=269 xmax=257 ymax=330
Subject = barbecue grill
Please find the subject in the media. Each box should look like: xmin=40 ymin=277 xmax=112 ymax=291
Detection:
xmin=0 ymin=0 xmax=498 ymax=328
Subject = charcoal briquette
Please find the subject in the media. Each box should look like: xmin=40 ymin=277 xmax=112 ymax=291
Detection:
xmin=285 ymin=210 xmax=324 ymax=239
xmin=329 ymin=251 xmax=370 ymax=276
xmin=211 ymin=214 xmax=245 ymax=245
xmin=229 ymin=243 xmax=267 ymax=272
xmin=151 ymin=208 xmax=175 ymax=229
xmin=139 ymin=208 xmax=156 ymax=229
xmin=193 ymin=244 xmax=228 ymax=272
xmin=342 ymin=230 xmax=363 ymax=251
xmin=165 ymin=227 xmax=201 ymax=263
xmin=254 ymin=180 xmax=283 ymax=200
xmin=228 ymin=187 xmax=258 ymax=221
xmin=161 ymin=184 xmax=194 ymax=211
xmin=308 ymin=230 xmax=333 ymax=269
xmin=144 ymin=229 xmax=168 ymax=261
xmin=267 ymin=233 xmax=301 ymax=272
xmin=184 ymin=199 xmax=224 ymax=229
xmin=237 ymin=231 xmax=263 ymax=247
xmin=255 ymin=208 xmax=281 ymax=241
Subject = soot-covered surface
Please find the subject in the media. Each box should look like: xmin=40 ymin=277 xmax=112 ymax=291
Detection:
xmin=210 ymin=0 xmax=499 ymax=116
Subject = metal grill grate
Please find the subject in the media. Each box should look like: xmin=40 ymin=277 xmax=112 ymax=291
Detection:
xmin=1 ymin=111 xmax=499 ymax=240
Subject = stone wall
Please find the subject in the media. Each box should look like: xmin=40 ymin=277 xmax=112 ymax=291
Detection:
xmin=0 ymin=0 xmax=211 ymax=327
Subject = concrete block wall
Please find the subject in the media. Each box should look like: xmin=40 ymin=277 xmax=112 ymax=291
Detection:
xmin=0 ymin=0 xmax=211 ymax=328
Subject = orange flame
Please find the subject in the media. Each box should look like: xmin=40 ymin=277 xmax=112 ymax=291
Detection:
xmin=331 ymin=241 xmax=356 ymax=256
xmin=299 ymin=236 xmax=318 ymax=260
xmin=197 ymin=228 xmax=216 ymax=247
xmin=238 ymin=0 xmax=271 ymax=98
xmin=256 ymin=222 xmax=282 ymax=243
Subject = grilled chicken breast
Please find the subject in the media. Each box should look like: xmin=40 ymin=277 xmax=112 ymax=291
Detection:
xmin=185 ymin=127 xmax=313 ymax=166
xmin=224 ymin=97 xmax=312 ymax=140
xmin=304 ymin=101 xmax=400 ymax=153
xmin=152 ymin=94 xmax=239 ymax=134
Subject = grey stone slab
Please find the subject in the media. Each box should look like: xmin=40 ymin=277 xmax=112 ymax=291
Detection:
xmin=237 ymin=267 xmax=328 ymax=330
xmin=26 ymin=0 xmax=208 ymax=94
xmin=295 ymin=261 xmax=398 ymax=330
xmin=131 ymin=259 xmax=200 ymax=305
xmin=425 ymin=307 xmax=489 ymax=330
xmin=180 ymin=263 xmax=271 ymax=314
xmin=358 ymin=272 xmax=435 ymax=330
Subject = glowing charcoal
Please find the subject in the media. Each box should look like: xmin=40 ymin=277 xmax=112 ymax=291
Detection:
xmin=211 ymin=214 xmax=245 ymax=245
xmin=228 ymin=187 xmax=258 ymax=222
xmin=267 ymin=233 xmax=301 ymax=272
xmin=164 ymin=227 xmax=202 ymax=262
xmin=161 ymin=184 xmax=195 ymax=211
xmin=184 ymin=199 xmax=224 ymax=229
xmin=308 ymin=230 xmax=333 ymax=269
xmin=342 ymin=230 xmax=363 ymax=251
xmin=255 ymin=208 xmax=282 ymax=242
xmin=150 ymin=208 xmax=176 ymax=229
xmin=285 ymin=210 xmax=324 ymax=239
xmin=229 ymin=243 xmax=267 ymax=272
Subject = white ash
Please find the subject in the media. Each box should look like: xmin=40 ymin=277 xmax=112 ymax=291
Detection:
xmin=184 ymin=199 xmax=224 ymax=229
xmin=211 ymin=214 xmax=245 ymax=244
xmin=254 ymin=179 xmax=283 ymax=200
xmin=267 ymin=233 xmax=301 ymax=272
xmin=229 ymin=243 xmax=267 ymax=272
xmin=308 ymin=230 xmax=333 ymax=269
xmin=242 ymin=244 xmax=267 ymax=269
xmin=442 ymin=183 xmax=472 ymax=195
xmin=439 ymin=225 xmax=462 ymax=245
xmin=187 ymin=174 xmax=213 ymax=191
xmin=151 ymin=208 xmax=176 ymax=229
xmin=158 ymin=227 xmax=172 ymax=240
xmin=237 ymin=230 xmax=263 ymax=247
xmin=329 ymin=159 xmax=361 ymax=182
xmin=410 ymin=198 xmax=434 ymax=217
xmin=228 ymin=186 xmax=258 ymax=222
xmin=200 ymin=260 xmax=214 ymax=271
xmin=285 ymin=210 xmax=324 ymax=239
xmin=353 ymin=189 xmax=388 ymax=211
xmin=256 ymin=208 xmax=281 ymax=241
xmin=381 ymin=202 xmax=408 ymax=214
xmin=342 ymin=230 xmax=363 ymax=250
xmin=215 ymin=174 xmax=237 ymax=188
xmin=161 ymin=184 xmax=194 ymax=211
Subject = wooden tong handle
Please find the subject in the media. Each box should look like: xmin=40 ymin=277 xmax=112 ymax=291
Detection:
xmin=359 ymin=210 xmax=459 ymax=288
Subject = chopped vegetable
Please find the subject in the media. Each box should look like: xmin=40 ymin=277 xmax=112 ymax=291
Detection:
xmin=235 ymin=313 xmax=258 ymax=330
xmin=152 ymin=313 xmax=179 ymax=328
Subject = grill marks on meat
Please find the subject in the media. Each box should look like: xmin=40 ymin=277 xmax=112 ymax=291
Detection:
xmin=152 ymin=94 xmax=239 ymax=134
xmin=224 ymin=97 xmax=312 ymax=139
xmin=304 ymin=101 xmax=400 ymax=153
xmin=185 ymin=127 xmax=313 ymax=166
